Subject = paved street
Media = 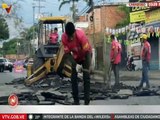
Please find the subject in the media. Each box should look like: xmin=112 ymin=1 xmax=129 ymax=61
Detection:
xmin=0 ymin=69 xmax=160 ymax=105
xmin=90 ymin=70 xmax=160 ymax=105
xmin=0 ymin=70 xmax=27 ymax=96
xmin=0 ymin=71 xmax=26 ymax=84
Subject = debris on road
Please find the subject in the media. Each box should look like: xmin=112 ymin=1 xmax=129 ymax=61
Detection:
xmin=3 ymin=77 xmax=160 ymax=105
xmin=117 ymin=89 xmax=133 ymax=96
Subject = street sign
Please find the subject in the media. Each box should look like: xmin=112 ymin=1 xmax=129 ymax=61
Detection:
xmin=146 ymin=8 xmax=160 ymax=23
xmin=130 ymin=11 xmax=146 ymax=23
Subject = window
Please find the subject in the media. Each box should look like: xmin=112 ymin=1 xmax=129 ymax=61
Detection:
xmin=0 ymin=59 xmax=4 ymax=62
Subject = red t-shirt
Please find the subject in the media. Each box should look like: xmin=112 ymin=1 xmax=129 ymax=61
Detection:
xmin=110 ymin=40 xmax=121 ymax=64
xmin=141 ymin=41 xmax=151 ymax=62
xmin=62 ymin=29 xmax=92 ymax=62
xmin=50 ymin=32 xmax=58 ymax=44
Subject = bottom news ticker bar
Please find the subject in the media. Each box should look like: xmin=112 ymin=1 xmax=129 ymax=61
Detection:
xmin=1 ymin=114 xmax=160 ymax=120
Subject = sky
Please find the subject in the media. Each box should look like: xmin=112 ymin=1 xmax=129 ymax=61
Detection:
xmin=14 ymin=0 xmax=129 ymax=26
xmin=17 ymin=0 xmax=87 ymax=25
xmin=0 ymin=0 xmax=129 ymax=42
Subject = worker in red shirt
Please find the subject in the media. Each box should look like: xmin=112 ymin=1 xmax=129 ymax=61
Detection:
xmin=49 ymin=27 xmax=58 ymax=45
xmin=138 ymin=34 xmax=151 ymax=89
xmin=62 ymin=22 xmax=92 ymax=105
xmin=110 ymin=34 xmax=121 ymax=89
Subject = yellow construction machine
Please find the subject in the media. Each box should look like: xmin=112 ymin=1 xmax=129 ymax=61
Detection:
xmin=25 ymin=16 xmax=72 ymax=86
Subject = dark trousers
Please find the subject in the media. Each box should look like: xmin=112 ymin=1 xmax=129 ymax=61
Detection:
xmin=67 ymin=52 xmax=91 ymax=105
xmin=112 ymin=63 xmax=120 ymax=87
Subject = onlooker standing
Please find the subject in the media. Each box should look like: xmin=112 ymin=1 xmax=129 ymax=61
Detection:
xmin=138 ymin=34 xmax=151 ymax=89
xmin=110 ymin=34 xmax=121 ymax=89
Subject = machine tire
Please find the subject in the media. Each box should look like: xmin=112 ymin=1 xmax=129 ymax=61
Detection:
xmin=32 ymin=55 xmax=45 ymax=72
xmin=0 ymin=67 xmax=4 ymax=72
xmin=9 ymin=68 xmax=12 ymax=72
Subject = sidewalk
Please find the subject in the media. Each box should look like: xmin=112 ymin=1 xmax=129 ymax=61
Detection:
xmin=91 ymin=70 xmax=160 ymax=83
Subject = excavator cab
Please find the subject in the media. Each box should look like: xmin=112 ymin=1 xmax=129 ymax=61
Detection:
xmin=25 ymin=16 xmax=67 ymax=85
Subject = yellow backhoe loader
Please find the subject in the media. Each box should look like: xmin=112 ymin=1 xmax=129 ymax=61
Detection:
xmin=25 ymin=16 xmax=72 ymax=86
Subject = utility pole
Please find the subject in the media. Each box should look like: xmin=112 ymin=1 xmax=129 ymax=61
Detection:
xmin=33 ymin=0 xmax=46 ymax=15
xmin=32 ymin=5 xmax=35 ymax=25
xmin=102 ymin=0 xmax=107 ymax=86
xmin=90 ymin=0 xmax=95 ymax=48
xmin=32 ymin=2 xmax=45 ymax=53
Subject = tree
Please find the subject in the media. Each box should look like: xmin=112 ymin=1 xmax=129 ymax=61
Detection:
xmin=58 ymin=0 xmax=78 ymax=22
xmin=116 ymin=5 xmax=130 ymax=28
xmin=18 ymin=25 xmax=38 ymax=56
xmin=20 ymin=24 xmax=38 ymax=41
xmin=2 ymin=38 xmax=18 ymax=55
xmin=58 ymin=0 xmax=92 ymax=23
xmin=0 ymin=0 xmax=25 ymax=32
xmin=0 ymin=15 xmax=9 ymax=40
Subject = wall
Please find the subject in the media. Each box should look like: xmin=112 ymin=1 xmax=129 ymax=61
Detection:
xmin=86 ymin=5 xmax=125 ymax=47
xmin=77 ymin=16 xmax=86 ymax=22
xmin=101 ymin=6 xmax=125 ymax=29
xmin=78 ymin=5 xmax=126 ymax=70
xmin=5 ymin=54 xmax=26 ymax=60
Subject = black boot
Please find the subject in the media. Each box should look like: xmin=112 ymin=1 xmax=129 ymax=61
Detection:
xmin=84 ymin=79 xmax=90 ymax=105
xmin=84 ymin=100 xmax=90 ymax=105
xmin=72 ymin=100 xmax=80 ymax=105
xmin=137 ymin=84 xmax=143 ymax=90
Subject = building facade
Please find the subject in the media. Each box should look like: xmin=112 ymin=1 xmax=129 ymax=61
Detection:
xmin=128 ymin=0 xmax=160 ymax=70
xmin=77 ymin=4 xmax=126 ymax=70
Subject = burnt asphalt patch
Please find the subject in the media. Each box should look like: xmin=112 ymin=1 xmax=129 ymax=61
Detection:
xmin=1 ymin=76 xmax=160 ymax=105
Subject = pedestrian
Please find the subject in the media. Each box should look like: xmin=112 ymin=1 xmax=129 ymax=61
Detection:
xmin=61 ymin=22 xmax=92 ymax=105
xmin=138 ymin=34 xmax=151 ymax=89
xmin=110 ymin=34 xmax=121 ymax=89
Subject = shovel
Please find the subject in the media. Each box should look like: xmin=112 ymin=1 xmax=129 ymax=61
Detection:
xmin=107 ymin=63 xmax=112 ymax=89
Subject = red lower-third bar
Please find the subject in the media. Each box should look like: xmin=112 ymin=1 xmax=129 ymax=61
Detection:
xmin=0 ymin=114 xmax=27 ymax=120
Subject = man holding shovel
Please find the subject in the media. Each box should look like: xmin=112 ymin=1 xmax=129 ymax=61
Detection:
xmin=109 ymin=34 xmax=121 ymax=89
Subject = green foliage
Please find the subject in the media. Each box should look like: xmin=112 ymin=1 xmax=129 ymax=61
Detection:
xmin=58 ymin=0 xmax=79 ymax=22
xmin=2 ymin=38 xmax=19 ymax=55
xmin=58 ymin=0 xmax=71 ymax=11
xmin=20 ymin=24 xmax=38 ymax=41
xmin=0 ymin=15 xmax=9 ymax=40
xmin=58 ymin=0 xmax=91 ymax=22
xmin=0 ymin=48 xmax=3 ymax=56
xmin=116 ymin=5 xmax=130 ymax=28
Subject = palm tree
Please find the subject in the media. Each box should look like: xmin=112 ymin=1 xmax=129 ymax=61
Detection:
xmin=58 ymin=0 xmax=93 ymax=23
xmin=58 ymin=0 xmax=78 ymax=23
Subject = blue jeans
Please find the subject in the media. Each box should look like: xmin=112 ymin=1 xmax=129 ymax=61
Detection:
xmin=139 ymin=60 xmax=150 ymax=87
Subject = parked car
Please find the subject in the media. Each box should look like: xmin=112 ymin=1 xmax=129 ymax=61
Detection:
xmin=0 ymin=59 xmax=5 ymax=72
xmin=0 ymin=58 xmax=13 ymax=72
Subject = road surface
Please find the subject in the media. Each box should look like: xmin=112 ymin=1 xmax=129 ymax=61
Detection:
xmin=0 ymin=71 xmax=26 ymax=84
xmin=0 ymin=70 xmax=27 ymax=96
xmin=0 ymin=70 xmax=160 ymax=105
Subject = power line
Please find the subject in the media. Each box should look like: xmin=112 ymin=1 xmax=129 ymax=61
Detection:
xmin=33 ymin=0 xmax=46 ymax=15
xmin=32 ymin=4 xmax=45 ymax=24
